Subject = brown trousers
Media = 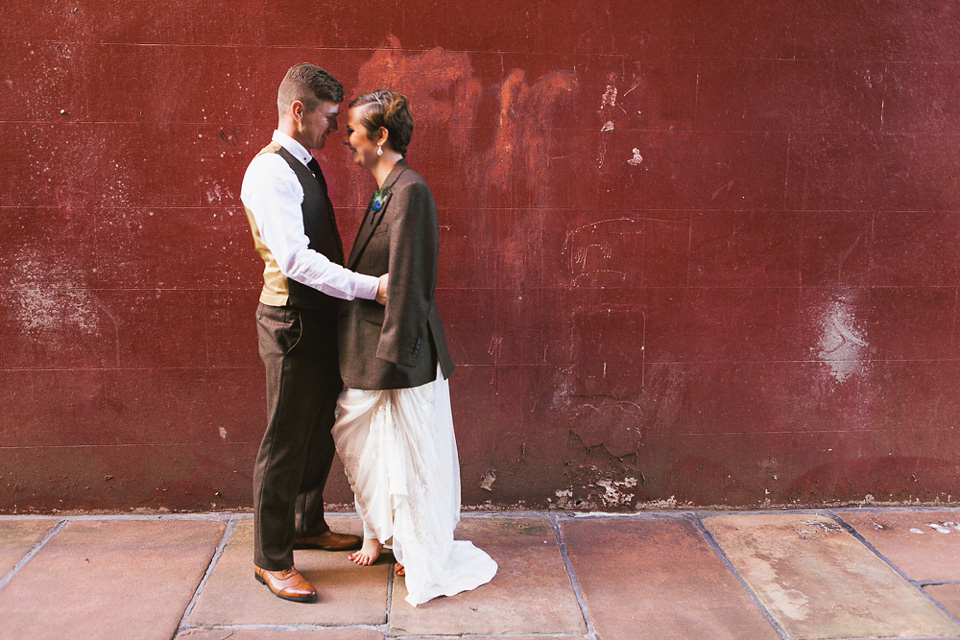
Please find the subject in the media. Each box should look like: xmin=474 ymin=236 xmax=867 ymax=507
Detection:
xmin=253 ymin=302 xmax=342 ymax=571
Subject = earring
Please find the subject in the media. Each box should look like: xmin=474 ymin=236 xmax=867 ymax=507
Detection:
xmin=377 ymin=144 xmax=383 ymax=157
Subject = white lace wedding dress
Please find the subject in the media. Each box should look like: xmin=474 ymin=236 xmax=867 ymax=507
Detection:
xmin=332 ymin=367 xmax=497 ymax=606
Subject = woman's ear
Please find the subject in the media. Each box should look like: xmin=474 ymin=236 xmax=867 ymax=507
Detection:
xmin=378 ymin=126 xmax=389 ymax=147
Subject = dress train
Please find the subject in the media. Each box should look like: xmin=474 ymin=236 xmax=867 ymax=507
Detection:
xmin=332 ymin=367 xmax=497 ymax=606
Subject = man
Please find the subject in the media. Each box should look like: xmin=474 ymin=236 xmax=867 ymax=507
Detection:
xmin=240 ymin=62 xmax=387 ymax=603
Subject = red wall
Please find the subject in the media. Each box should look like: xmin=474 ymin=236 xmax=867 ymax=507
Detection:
xmin=4 ymin=1 xmax=960 ymax=512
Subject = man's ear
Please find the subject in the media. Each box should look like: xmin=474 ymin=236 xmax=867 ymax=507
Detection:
xmin=290 ymin=100 xmax=305 ymax=125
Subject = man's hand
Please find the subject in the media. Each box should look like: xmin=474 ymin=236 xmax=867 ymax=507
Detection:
xmin=375 ymin=273 xmax=389 ymax=305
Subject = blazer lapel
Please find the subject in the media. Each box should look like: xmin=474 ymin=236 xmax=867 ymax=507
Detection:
xmin=348 ymin=160 xmax=408 ymax=269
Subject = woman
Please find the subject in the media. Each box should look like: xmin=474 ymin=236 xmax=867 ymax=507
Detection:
xmin=333 ymin=89 xmax=497 ymax=606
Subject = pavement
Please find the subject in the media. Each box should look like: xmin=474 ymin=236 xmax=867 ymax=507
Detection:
xmin=1 ymin=509 xmax=960 ymax=640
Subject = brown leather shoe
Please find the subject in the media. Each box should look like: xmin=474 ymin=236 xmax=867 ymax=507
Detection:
xmin=254 ymin=565 xmax=317 ymax=603
xmin=294 ymin=530 xmax=362 ymax=551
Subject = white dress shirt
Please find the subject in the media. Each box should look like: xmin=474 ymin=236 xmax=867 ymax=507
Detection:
xmin=240 ymin=130 xmax=378 ymax=302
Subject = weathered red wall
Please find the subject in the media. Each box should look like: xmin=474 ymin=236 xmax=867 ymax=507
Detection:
xmin=3 ymin=1 xmax=960 ymax=513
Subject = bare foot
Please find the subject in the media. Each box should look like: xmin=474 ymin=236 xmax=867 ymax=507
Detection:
xmin=394 ymin=563 xmax=405 ymax=576
xmin=348 ymin=538 xmax=382 ymax=566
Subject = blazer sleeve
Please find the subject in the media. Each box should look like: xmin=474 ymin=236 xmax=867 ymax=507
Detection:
xmin=376 ymin=179 xmax=438 ymax=367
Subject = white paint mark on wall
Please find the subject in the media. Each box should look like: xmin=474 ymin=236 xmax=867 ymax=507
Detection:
xmin=596 ymin=476 xmax=638 ymax=507
xmin=479 ymin=470 xmax=497 ymax=492
xmin=219 ymin=427 xmax=228 ymax=440
xmin=551 ymin=379 xmax=571 ymax=409
xmin=600 ymin=85 xmax=618 ymax=109
xmin=553 ymin=487 xmax=575 ymax=509
xmin=601 ymin=121 xmax=614 ymax=132
xmin=627 ymin=148 xmax=644 ymax=166
xmin=816 ymin=295 xmax=868 ymax=382
xmin=910 ymin=528 xmax=924 ymax=534
xmin=12 ymin=247 xmax=100 ymax=335
xmin=573 ymin=242 xmax=613 ymax=271
xmin=206 ymin=183 xmax=225 ymax=204
xmin=711 ymin=180 xmax=735 ymax=200
xmin=487 ymin=335 xmax=503 ymax=360
xmin=645 ymin=496 xmax=679 ymax=508
xmin=622 ymin=81 xmax=641 ymax=97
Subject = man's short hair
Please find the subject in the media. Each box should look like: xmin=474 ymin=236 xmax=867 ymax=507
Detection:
xmin=277 ymin=63 xmax=344 ymax=116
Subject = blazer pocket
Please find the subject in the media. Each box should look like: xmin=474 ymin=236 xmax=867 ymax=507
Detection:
xmin=359 ymin=301 xmax=384 ymax=326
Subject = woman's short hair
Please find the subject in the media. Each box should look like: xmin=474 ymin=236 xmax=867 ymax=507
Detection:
xmin=349 ymin=89 xmax=413 ymax=156
xmin=278 ymin=63 xmax=344 ymax=116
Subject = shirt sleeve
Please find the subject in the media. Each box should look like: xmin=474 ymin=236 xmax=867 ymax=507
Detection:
xmin=240 ymin=153 xmax=379 ymax=301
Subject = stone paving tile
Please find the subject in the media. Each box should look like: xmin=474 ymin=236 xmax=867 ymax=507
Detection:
xmin=562 ymin=517 xmax=781 ymax=640
xmin=839 ymin=510 xmax=960 ymax=582
xmin=189 ymin=517 xmax=389 ymax=627
xmin=175 ymin=630 xmax=383 ymax=639
xmin=0 ymin=519 xmax=225 ymax=640
xmin=705 ymin=513 xmax=960 ymax=640
xmin=926 ymin=584 xmax=960 ymax=621
xmin=389 ymin=517 xmax=586 ymax=637
xmin=0 ymin=519 xmax=56 ymax=577
xmin=924 ymin=584 xmax=960 ymax=618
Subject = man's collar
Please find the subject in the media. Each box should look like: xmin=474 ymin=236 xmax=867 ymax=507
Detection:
xmin=272 ymin=130 xmax=313 ymax=166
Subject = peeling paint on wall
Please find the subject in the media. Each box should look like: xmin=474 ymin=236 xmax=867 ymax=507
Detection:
xmin=11 ymin=247 xmax=102 ymax=336
xmin=815 ymin=293 xmax=868 ymax=383
xmin=479 ymin=470 xmax=497 ymax=492
xmin=600 ymin=84 xmax=618 ymax=109
xmin=596 ymin=476 xmax=638 ymax=507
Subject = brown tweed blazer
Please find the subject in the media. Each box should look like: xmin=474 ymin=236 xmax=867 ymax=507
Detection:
xmin=338 ymin=160 xmax=455 ymax=390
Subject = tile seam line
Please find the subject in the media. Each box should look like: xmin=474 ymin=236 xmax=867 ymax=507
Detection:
xmin=691 ymin=514 xmax=792 ymax=640
xmin=175 ymin=513 xmax=238 ymax=635
xmin=828 ymin=511 xmax=960 ymax=629
xmin=389 ymin=635 xmax=589 ymax=639
xmin=819 ymin=636 xmax=960 ymax=640
xmin=0 ymin=41 xmax=947 ymax=64
xmin=383 ymin=541 xmax=395 ymax=635
xmin=0 ymin=518 xmax=66 ymax=591
xmin=549 ymin=513 xmax=599 ymax=640
xmin=5 ymin=507 xmax=959 ymax=523
xmin=175 ymin=622 xmax=386 ymax=631
xmin=0 ymin=512 xmax=242 ymax=522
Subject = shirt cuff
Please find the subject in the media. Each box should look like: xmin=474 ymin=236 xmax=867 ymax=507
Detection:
xmin=354 ymin=273 xmax=380 ymax=300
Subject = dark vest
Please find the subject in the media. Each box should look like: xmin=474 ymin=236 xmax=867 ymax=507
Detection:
xmin=273 ymin=147 xmax=345 ymax=310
